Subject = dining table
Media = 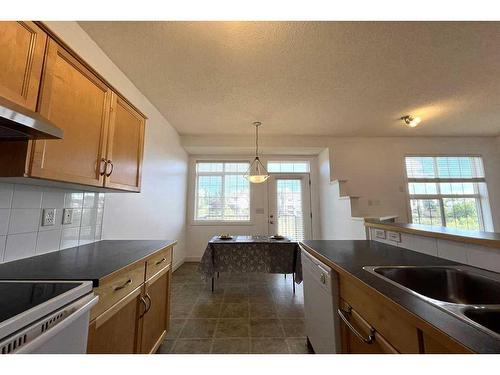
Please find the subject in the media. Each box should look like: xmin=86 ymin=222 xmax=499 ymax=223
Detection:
xmin=199 ymin=235 xmax=303 ymax=293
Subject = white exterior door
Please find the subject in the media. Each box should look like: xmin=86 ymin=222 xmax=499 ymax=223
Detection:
xmin=267 ymin=174 xmax=312 ymax=241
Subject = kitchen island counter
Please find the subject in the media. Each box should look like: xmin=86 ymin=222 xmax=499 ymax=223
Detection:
xmin=300 ymin=240 xmax=500 ymax=353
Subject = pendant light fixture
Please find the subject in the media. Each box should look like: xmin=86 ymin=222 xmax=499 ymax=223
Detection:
xmin=244 ymin=121 xmax=269 ymax=183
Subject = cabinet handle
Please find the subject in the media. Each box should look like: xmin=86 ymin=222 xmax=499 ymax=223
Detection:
xmin=139 ymin=296 xmax=148 ymax=318
xmin=99 ymin=158 xmax=107 ymax=176
xmin=114 ymin=278 xmax=132 ymax=291
xmin=105 ymin=159 xmax=114 ymax=177
xmin=144 ymin=293 xmax=152 ymax=314
xmin=155 ymin=257 xmax=166 ymax=266
xmin=337 ymin=307 xmax=375 ymax=344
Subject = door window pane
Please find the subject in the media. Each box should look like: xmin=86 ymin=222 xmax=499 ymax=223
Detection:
xmin=267 ymin=161 xmax=310 ymax=173
xmin=276 ymin=179 xmax=304 ymax=241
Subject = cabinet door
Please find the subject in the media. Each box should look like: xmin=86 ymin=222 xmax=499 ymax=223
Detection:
xmin=140 ymin=266 xmax=171 ymax=354
xmin=339 ymin=301 xmax=399 ymax=354
xmin=0 ymin=21 xmax=47 ymax=110
xmin=87 ymin=286 xmax=145 ymax=354
xmin=30 ymin=38 xmax=111 ymax=187
xmin=104 ymin=93 xmax=145 ymax=191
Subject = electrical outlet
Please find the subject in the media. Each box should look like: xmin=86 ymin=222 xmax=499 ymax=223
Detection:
xmin=42 ymin=208 xmax=56 ymax=226
xmin=62 ymin=208 xmax=73 ymax=225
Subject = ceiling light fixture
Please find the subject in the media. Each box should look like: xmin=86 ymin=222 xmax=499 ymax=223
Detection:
xmin=244 ymin=121 xmax=269 ymax=184
xmin=401 ymin=115 xmax=422 ymax=128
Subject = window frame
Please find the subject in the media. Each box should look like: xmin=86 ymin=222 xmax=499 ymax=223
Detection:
xmin=403 ymin=154 xmax=487 ymax=230
xmin=266 ymin=160 xmax=311 ymax=173
xmin=192 ymin=159 xmax=253 ymax=225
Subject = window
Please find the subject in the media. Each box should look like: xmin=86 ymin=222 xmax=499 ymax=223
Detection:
xmin=267 ymin=161 xmax=310 ymax=173
xmin=405 ymin=156 xmax=490 ymax=231
xmin=194 ymin=161 xmax=250 ymax=221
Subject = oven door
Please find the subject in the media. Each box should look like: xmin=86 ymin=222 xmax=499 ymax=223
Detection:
xmin=2 ymin=293 xmax=98 ymax=354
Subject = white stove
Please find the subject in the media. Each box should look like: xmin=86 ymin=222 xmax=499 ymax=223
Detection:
xmin=0 ymin=280 xmax=98 ymax=354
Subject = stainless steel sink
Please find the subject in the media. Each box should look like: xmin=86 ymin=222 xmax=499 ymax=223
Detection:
xmin=463 ymin=307 xmax=500 ymax=336
xmin=363 ymin=265 xmax=500 ymax=338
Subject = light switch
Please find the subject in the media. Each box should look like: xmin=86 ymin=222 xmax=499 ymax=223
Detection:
xmin=42 ymin=208 xmax=56 ymax=226
xmin=62 ymin=208 xmax=73 ymax=225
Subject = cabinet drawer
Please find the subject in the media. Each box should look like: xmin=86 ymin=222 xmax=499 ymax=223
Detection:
xmin=91 ymin=261 xmax=146 ymax=320
xmin=145 ymin=247 xmax=172 ymax=280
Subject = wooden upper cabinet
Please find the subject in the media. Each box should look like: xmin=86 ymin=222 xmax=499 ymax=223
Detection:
xmin=104 ymin=93 xmax=145 ymax=191
xmin=29 ymin=38 xmax=111 ymax=187
xmin=0 ymin=24 xmax=146 ymax=192
xmin=0 ymin=21 xmax=47 ymax=110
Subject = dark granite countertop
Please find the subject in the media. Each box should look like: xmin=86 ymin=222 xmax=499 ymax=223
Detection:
xmin=300 ymin=239 xmax=500 ymax=354
xmin=0 ymin=240 xmax=176 ymax=287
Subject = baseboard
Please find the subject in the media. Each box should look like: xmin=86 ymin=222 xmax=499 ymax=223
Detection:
xmin=172 ymin=259 xmax=184 ymax=271
xmin=185 ymin=256 xmax=202 ymax=262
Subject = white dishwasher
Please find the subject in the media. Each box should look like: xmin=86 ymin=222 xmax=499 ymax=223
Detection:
xmin=301 ymin=248 xmax=340 ymax=353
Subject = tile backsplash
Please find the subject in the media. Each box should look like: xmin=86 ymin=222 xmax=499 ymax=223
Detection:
xmin=0 ymin=183 xmax=104 ymax=263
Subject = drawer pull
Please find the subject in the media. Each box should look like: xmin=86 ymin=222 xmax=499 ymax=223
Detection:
xmin=114 ymin=278 xmax=132 ymax=291
xmin=155 ymin=257 xmax=167 ymax=266
xmin=337 ymin=307 xmax=375 ymax=344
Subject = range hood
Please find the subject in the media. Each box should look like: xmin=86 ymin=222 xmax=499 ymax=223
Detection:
xmin=0 ymin=96 xmax=63 ymax=140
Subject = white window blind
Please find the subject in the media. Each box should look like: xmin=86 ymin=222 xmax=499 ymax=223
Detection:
xmin=194 ymin=162 xmax=250 ymax=221
xmin=405 ymin=156 xmax=485 ymax=182
xmin=404 ymin=156 xmax=489 ymax=231
xmin=267 ymin=161 xmax=310 ymax=173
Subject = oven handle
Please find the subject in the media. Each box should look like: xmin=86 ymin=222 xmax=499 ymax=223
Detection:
xmin=15 ymin=294 xmax=99 ymax=354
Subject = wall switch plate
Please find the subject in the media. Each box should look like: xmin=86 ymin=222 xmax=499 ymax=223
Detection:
xmin=42 ymin=208 xmax=56 ymax=226
xmin=62 ymin=208 xmax=73 ymax=225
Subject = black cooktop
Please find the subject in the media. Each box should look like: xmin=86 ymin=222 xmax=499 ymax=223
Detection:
xmin=0 ymin=282 xmax=81 ymax=323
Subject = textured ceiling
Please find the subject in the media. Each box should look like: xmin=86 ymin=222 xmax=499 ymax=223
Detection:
xmin=79 ymin=21 xmax=500 ymax=136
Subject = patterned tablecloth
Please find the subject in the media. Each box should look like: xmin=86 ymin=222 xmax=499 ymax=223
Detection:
xmin=199 ymin=235 xmax=302 ymax=283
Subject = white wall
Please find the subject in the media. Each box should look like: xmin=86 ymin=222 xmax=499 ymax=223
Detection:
xmin=318 ymin=148 xmax=366 ymax=240
xmin=45 ymin=22 xmax=189 ymax=268
xmin=326 ymin=137 xmax=500 ymax=231
xmin=183 ymin=134 xmax=500 ymax=233
xmin=185 ymin=155 xmax=321 ymax=261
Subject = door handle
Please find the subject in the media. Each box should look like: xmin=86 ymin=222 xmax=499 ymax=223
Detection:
xmin=269 ymin=220 xmax=274 ymax=224
xmin=105 ymin=159 xmax=114 ymax=177
xmin=139 ymin=296 xmax=148 ymax=318
xmin=99 ymin=158 xmax=107 ymax=176
xmin=144 ymin=293 xmax=152 ymax=314
xmin=337 ymin=307 xmax=375 ymax=344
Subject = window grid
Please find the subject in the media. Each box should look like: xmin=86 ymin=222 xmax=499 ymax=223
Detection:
xmin=405 ymin=156 xmax=486 ymax=231
xmin=194 ymin=162 xmax=250 ymax=221
xmin=267 ymin=161 xmax=310 ymax=173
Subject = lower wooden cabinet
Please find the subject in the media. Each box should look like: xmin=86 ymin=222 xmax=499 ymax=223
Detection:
xmin=338 ymin=272 xmax=473 ymax=354
xmin=87 ymin=245 xmax=173 ymax=354
xmin=339 ymin=300 xmax=399 ymax=354
xmin=140 ymin=266 xmax=171 ymax=353
xmin=87 ymin=287 xmax=144 ymax=354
